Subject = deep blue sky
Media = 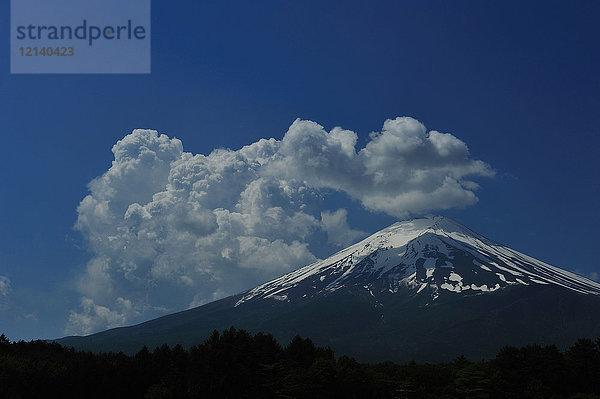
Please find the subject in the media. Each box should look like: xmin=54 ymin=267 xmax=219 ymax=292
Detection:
xmin=1 ymin=0 xmax=598 ymax=340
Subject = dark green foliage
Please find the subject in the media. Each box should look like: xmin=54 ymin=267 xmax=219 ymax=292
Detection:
xmin=566 ymin=338 xmax=600 ymax=393
xmin=491 ymin=344 xmax=569 ymax=397
xmin=2 ymin=330 xmax=600 ymax=398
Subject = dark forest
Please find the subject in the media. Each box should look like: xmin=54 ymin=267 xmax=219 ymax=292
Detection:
xmin=1 ymin=329 xmax=600 ymax=398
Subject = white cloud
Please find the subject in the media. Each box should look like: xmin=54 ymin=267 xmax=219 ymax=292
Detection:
xmin=0 ymin=276 xmax=10 ymax=310
xmin=269 ymin=117 xmax=493 ymax=217
xmin=68 ymin=117 xmax=493 ymax=334
xmin=321 ymin=209 xmax=366 ymax=247
xmin=65 ymin=297 xmax=138 ymax=336
xmin=0 ymin=276 xmax=10 ymax=297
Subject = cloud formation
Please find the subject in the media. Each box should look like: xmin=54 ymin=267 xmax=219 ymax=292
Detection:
xmin=66 ymin=117 xmax=493 ymax=335
xmin=321 ymin=209 xmax=365 ymax=247
xmin=67 ymin=297 xmax=137 ymax=336
xmin=0 ymin=276 xmax=11 ymax=310
xmin=272 ymin=117 xmax=493 ymax=215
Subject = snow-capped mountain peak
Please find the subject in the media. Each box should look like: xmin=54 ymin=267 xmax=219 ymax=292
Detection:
xmin=235 ymin=216 xmax=600 ymax=307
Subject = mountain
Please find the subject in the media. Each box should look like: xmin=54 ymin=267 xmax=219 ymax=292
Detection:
xmin=57 ymin=216 xmax=600 ymax=362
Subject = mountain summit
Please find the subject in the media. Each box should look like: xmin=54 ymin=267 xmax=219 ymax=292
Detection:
xmin=236 ymin=216 xmax=600 ymax=307
xmin=58 ymin=216 xmax=600 ymax=362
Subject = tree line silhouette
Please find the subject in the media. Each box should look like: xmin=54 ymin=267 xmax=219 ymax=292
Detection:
xmin=1 ymin=328 xmax=600 ymax=398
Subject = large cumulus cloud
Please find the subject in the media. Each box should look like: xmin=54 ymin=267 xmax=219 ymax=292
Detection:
xmin=66 ymin=117 xmax=493 ymax=335
xmin=271 ymin=117 xmax=493 ymax=215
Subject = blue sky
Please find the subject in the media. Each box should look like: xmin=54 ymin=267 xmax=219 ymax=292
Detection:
xmin=0 ymin=0 xmax=598 ymax=340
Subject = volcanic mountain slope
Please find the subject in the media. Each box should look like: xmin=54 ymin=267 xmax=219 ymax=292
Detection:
xmin=58 ymin=216 xmax=600 ymax=362
xmin=236 ymin=216 xmax=600 ymax=304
